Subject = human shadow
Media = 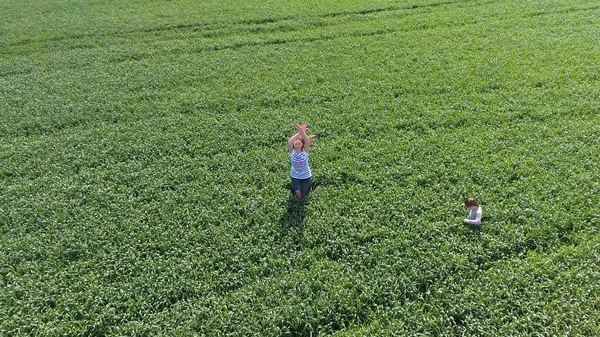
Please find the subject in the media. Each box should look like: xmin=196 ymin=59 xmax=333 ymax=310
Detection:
xmin=278 ymin=195 xmax=309 ymax=248
xmin=464 ymin=222 xmax=481 ymax=232
xmin=464 ymin=219 xmax=483 ymax=237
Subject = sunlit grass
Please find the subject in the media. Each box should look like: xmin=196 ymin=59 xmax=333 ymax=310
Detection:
xmin=1 ymin=0 xmax=599 ymax=335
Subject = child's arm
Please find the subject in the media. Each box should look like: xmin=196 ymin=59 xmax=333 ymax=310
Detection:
xmin=463 ymin=217 xmax=481 ymax=225
xmin=288 ymin=133 xmax=300 ymax=153
xmin=297 ymin=126 xmax=311 ymax=153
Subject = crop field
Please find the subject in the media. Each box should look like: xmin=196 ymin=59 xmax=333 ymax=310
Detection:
xmin=2 ymin=0 xmax=600 ymax=335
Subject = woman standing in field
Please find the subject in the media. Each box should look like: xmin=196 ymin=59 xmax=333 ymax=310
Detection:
xmin=288 ymin=123 xmax=315 ymax=200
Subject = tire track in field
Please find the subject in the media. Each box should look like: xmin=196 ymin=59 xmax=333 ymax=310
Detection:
xmin=0 ymin=0 xmax=470 ymax=78
xmin=525 ymin=4 xmax=600 ymax=17
xmin=104 ymin=26 xmax=400 ymax=64
xmin=2 ymin=0 xmax=466 ymax=51
xmin=4 ymin=0 xmax=596 ymax=73
xmin=102 ymin=13 xmax=484 ymax=64
xmin=2 ymin=1 xmax=597 ymax=138
xmin=1 ymin=0 xmax=593 ymax=137
xmin=3 ymin=0 xmax=597 ymax=54
xmin=320 ymin=0 xmax=459 ymax=18
xmin=5 ymin=1 xmax=598 ymax=67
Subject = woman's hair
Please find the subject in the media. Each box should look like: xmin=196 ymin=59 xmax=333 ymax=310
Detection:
xmin=463 ymin=197 xmax=479 ymax=207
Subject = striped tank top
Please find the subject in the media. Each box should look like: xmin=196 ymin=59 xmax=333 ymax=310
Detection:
xmin=290 ymin=150 xmax=311 ymax=179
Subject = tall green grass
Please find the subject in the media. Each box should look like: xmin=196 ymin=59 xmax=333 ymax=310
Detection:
xmin=1 ymin=0 xmax=599 ymax=335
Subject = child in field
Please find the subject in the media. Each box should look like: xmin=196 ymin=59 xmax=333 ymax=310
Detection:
xmin=463 ymin=197 xmax=482 ymax=226
xmin=287 ymin=123 xmax=315 ymax=200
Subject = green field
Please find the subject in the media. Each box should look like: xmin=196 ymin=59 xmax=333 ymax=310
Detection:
xmin=2 ymin=0 xmax=600 ymax=335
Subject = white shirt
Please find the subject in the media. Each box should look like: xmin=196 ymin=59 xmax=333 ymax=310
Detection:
xmin=464 ymin=206 xmax=482 ymax=225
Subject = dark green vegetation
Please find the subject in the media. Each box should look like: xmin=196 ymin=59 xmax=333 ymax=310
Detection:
xmin=2 ymin=0 xmax=599 ymax=335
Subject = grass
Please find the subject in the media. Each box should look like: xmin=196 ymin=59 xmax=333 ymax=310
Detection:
xmin=1 ymin=0 xmax=599 ymax=335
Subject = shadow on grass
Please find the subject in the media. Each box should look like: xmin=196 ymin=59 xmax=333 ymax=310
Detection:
xmin=278 ymin=195 xmax=310 ymax=248
xmin=464 ymin=222 xmax=481 ymax=237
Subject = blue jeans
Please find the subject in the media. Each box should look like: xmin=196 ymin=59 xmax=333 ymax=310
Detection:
xmin=291 ymin=177 xmax=311 ymax=197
